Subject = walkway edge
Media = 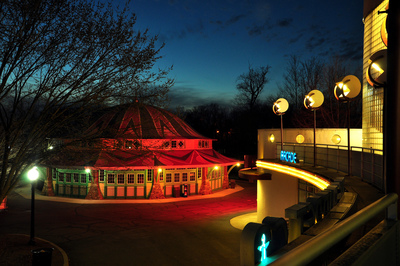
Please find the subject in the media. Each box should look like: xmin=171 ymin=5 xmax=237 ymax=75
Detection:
xmin=14 ymin=185 xmax=244 ymax=204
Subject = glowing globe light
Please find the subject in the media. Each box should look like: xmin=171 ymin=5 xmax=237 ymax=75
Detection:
xmin=304 ymin=90 xmax=324 ymax=110
xmin=28 ymin=167 xmax=39 ymax=181
xmin=273 ymin=98 xmax=289 ymax=115
xmin=367 ymin=49 xmax=387 ymax=88
xmin=334 ymin=75 xmax=361 ymax=101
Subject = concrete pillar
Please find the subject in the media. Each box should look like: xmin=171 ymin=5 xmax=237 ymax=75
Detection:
xmin=385 ymin=0 xmax=400 ymax=218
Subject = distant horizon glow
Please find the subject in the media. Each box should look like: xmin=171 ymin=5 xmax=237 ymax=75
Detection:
xmin=110 ymin=0 xmax=364 ymax=110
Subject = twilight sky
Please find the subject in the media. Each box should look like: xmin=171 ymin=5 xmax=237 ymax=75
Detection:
xmin=114 ymin=0 xmax=364 ymax=109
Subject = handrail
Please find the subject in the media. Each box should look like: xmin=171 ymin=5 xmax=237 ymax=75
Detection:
xmin=274 ymin=143 xmax=385 ymax=190
xmin=277 ymin=142 xmax=384 ymax=153
xmin=269 ymin=193 xmax=398 ymax=266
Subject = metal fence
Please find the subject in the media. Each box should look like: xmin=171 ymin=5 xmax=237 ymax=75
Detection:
xmin=276 ymin=143 xmax=384 ymax=191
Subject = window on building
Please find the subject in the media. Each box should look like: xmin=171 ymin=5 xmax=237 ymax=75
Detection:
xmin=73 ymin=173 xmax=79 ymax=183
xmin=182 ymin=173 xmax=188 ymax=182
xmin=174 ymin=173 xmax=180 ymax=182
xmin=117 ymin=174 xmax=125 ymax=184
xmin=178 ymin=141 xmax=184 ymax=148
xmin=99 ymin=170 xmax=105 ymax=182
xmin=107 ymin=174 xmax=115 ymax=184
xmin=127 ymin=174 xmax=135 ymax=184
xmin=163 ymin=141 xmax=170 ymax=149
xmin=66 ymin=173 xmax=71 ymax=183
xmin=159 ymin=172 xmax=164 ymax=181
xmin=190 ymin=172 xmax=196 ymax=181
xmin=147 ymin=169 xmax=152 ymax=182
xmin=137 ymin=173 xmax=144 ymax=184
xmin=80 ymin=174 xmax=87 ymax=184
xmin=166 ymin=173 xmax=172 ymax=183
xmin=171 ymin=141 xmax=177 ymax=148
xmin=52 ymin=169 xmax=57 ymax=180
xmin=59 ymin=173 xmax=64 ymax=182
xmin=197 ymin=168 xmax=202 ymax=179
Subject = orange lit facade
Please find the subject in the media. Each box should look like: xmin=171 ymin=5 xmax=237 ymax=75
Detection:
xmin=362 ymin=0 xmax=388 ymax=149
xmin=42 ymin=103 xmax=241 ymax=199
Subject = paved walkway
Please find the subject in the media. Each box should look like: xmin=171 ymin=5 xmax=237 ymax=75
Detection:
xmin=13 ymin=183 xmax=244 ymax=204
xmin=0 ymin=165 xmax=384 ymax=265
xmin=0 ymin=181 xmax=257 ymax=266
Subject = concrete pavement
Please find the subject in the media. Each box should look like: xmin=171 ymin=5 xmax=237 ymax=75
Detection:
xmin=0 ymin=164 xmax=386 ymax=266
xmin=0 ymin=180 xmax=257 ymax=266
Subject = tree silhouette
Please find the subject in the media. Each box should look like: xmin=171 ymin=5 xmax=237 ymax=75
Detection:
xmin=0 ymin=0 xmax=173 ymax=203
xmin=235 ymin=65 xmax=271 ymax=111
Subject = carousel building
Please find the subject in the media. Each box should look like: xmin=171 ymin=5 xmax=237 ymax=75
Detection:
xmin=41 ymin=103 xmax=241 ymax=199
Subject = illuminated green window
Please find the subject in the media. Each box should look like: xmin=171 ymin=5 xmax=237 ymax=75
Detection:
xmin=107 ymin=174 xmax=115 ymax=184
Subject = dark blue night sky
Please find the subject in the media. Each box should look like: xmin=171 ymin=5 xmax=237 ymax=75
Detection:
xmin=110 ymin=0 xmax=364 ymax=109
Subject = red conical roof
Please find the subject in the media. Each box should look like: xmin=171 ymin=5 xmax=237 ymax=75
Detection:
xmin=84 ymin=103 xmax=207 ymax=140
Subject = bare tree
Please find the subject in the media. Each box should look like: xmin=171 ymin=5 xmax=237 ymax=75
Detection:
xmin=235 ymin=65 xmax=271 ymax=111
xmin=279 ymin=55 xmax=302 ymax=110
xmin=278 ymin=56 xmax=324 ymax=127
xmin=0 ymin=0 xmax=173 ymax=203
xmin=277 ymin=55 xmax=361 ymax=128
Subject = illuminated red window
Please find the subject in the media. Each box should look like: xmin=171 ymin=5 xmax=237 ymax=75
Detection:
xmin=182 ymin=173 xmax=188 ymax=182
xmin=117 ymin=174 xmax=125 ymax=184
xmin=190 ymin=172 xmax=195 ymax=181
xmin=137 ymin=174 xmax=144 ymax=184
xmin=174 ymin=173 xmax=180 ymax=182
xmin=166 ymin=173 xmax=172 ymax=183
xmin=127 ymin=174 xmax=135 ymax=184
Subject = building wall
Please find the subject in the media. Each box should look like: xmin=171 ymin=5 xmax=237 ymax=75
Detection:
xmin=50 ymin=166 xmax=223 ymax=199
xmin=256 ymin=171 xmax=299 ymax=221
xmin=362 ymin=0 xmax=388 ymax=149
xmin=258 ymin=128 xmax=363 ymax=160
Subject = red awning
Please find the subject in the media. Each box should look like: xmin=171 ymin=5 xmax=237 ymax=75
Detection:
xmin=44 ymin=148 xmax=241 ymax=170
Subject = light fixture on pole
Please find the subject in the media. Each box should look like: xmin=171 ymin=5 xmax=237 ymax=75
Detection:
xmin=334 ymin=75 xmax=361 ymax=175
xmin=207 ymin=166 xmax=219 ymax=179
xmin=304 ymin=90 xmax=324 ymax=167
xmin=367 ymin=49 xmax=387 ymax=88
xmin=273 ymin=98 xmax=289 ymax=153
xmin=227 ymin=163 xmax=241 ymax=176
xmin=27 ymin=166 xmax=39 ymax=245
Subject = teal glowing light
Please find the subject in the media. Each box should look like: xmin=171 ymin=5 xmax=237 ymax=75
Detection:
xmin=258 ymin=234 xmax=270 ymax=262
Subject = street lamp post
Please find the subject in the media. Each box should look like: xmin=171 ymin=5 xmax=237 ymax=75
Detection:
xmin=334 ymin=75 xmax=361 ymax=176
xmin=273 ymin=98 xmax=289 ymax=153
xmin=207 ymin=166 xmax=219 ymax=179
xmin=27 ymin=166 xmax=39 ymax=245
xmin=304 ymin=90 xmax=324 ymax=167
xmin=227 ymin=163 xmax=241 ymax=176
